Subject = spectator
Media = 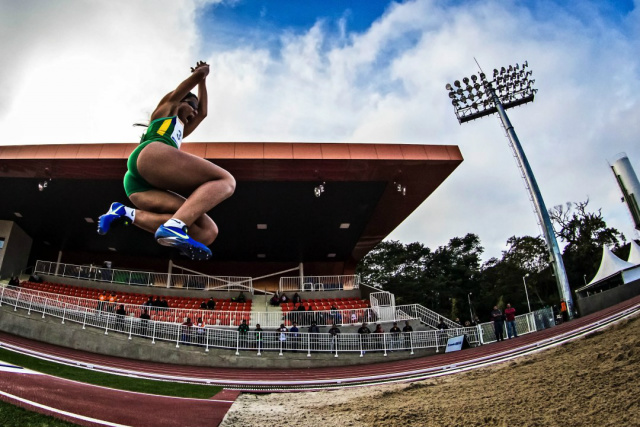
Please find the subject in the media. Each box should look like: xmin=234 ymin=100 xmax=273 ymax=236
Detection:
xmin=350 ymin=310 xmax=358 ymax=325
xmin=358 ymin=322 xmax=371 ymax=354
xmin=473 ymin=315 xmax=481 ymax=326
xmin=107 ymin=291 xmax=118 ymax=312
xmin=152 ymin=296 xmax=161 ymax=308
xmin=199 ymin=300 xmax=208 ymax=309
xmin=402 ymin=320 xmax=413 ymax=351
xmin=195 ymin=317 xmax=206 ymax=344
xmin=238 ymin=319 xmax=250 ymax=347
xmin=289 ymin=322 xmax=300 ymax=351
xmin=374 ymin=324 xmax=384 ymax=333
xmin=292 ymin=292 xmax=302 ymax=305
xmin=454 ymin=317 xmax=462 ymax=326
xmin=437 ymin=317 xmax=448 ymax=330
xmin=269 ymin=293 xmax=280 ymax=306
xmin=181 ymin=317 xmax=193 ymax=344
xmin=160 ymin=297 xmax=169 ymax=308
xmin=491 ymin=306 xmax=505 ymax=342
xmin=254 ymin=324 xmax=263 ymax=352
xmin=235 ymin=292 xmax=246 ymax=303
xmin=98 ymin=290 xmax=108 ymax=311
xmin=389 ymin=322 xmax=402 ymax=351
xmin=139 ymin=309 xmax=151 ymax=336
xmin=280 ymin=293 xmax=289 ymax=304
xmin=308 ymin=321 xmax=320 ymax=350
xmin=207 ymin=297 xmax=216 ymax=310
xmin=504 ymin=303 xmax=518 ymax=339
xmin=8 ymin=276 xmax=19 ymax=287
xmin=115 ymin=304 xmax=127 ymax=331
xmin=142 ymin=296 xmax=153 ymax=309
xmin=464 ymin=320 xmax=471 ymax=327
xmin=328 ymin=322 xmax=341 ymax=352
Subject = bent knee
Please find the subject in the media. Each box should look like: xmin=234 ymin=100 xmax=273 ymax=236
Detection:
xmin=221 ymin=174 xmax=236 ymax=198
xmin=196 ymin=222 xmax=218 ymax=246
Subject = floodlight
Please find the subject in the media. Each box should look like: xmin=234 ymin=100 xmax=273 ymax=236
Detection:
xmin=443 ymin=60 xmax=574 ymax=320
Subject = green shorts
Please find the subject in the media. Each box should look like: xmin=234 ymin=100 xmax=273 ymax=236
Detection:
xmin=123 ymin=139 xmax=176 ymax=197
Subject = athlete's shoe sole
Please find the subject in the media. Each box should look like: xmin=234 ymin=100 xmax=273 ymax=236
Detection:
xmin=97 ymin=202 xmax=130 ymax=235
xmin=155 ymin=225 xmax=212 ymax=261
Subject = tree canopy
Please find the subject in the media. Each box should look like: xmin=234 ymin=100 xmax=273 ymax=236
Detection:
xmin=356 ymin=199 xmax=631 ymax=323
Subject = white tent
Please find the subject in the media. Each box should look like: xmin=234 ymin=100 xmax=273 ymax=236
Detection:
xmin=628 ymin=240 xmax=640 ymax=265
xmin=586 ymin=246 xmax=634 ymax=286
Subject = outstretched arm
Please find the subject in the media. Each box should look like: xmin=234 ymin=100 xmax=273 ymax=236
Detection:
xmin=151 ymin=61 xmax=210 ymax=123
xmin=184 ymin=62 xmax=208 ymax=137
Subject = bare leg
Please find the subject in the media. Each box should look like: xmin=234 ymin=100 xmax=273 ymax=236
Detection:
xmin=136 ymin=142 xmax=235 ymax=227
xmin=129 ymin=189 xmax=219 ymax=245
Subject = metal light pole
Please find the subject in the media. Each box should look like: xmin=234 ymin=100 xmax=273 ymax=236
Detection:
xmin=446 ymin=61 xmax=574 ymax=320
xmin=523 ymin=274 xmax=532 ymax=313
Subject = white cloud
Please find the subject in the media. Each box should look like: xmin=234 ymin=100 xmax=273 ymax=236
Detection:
xmin=1 ymin=0 xmax=639 ymax=261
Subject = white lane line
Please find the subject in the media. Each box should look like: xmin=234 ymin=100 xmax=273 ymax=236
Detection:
xmin=0 ymin=389 xmax=131 ymax=427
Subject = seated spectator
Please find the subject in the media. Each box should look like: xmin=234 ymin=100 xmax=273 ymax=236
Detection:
xmin=160 ymin=297 xmax=169 ymax=308
xmin=207 ymin=297 xmax=216 ymax=310
xmin=200 ymin=300 xmax=208 ymax=309
xmin=280 ymin=293 xmax=289 ymax=304
xmin=8 ymin=276 xmax=19 ymax=287
xmin=195 ymin=317 xmax=206 ymax=344
xmin=292 ymin=292 xmax=302 ymax=305
xmin=107 ymin=291 xmax=118 ymax=312
xmin=115 ymin=304 xmax=127 ymax=317
xmin=374 ymin=324 xmax=384 ymax=334
xmin=235 ymin=292 xmax=246 ymax=303
xmin=269 ymin=293 xmax=280 ymax=306
xmin=98 ymin=290 xmax=108 ymax=311
xmin=115 ymin=304 xmax=127 ymax=330
xmin=464 ymin=320 xmax=471 ymax=327
xmin=139 ymin=309 xmax=151 ymax=336
xmin=28 ymin=273 xmax=42 ymax=283
xmin=152 ymin=296 xmax=161 ymax=307
xmin=142 ymin=296 xmax=153 ymax=308
xmin=454 ymin=317 xmax=462 ymax=326
xmin=181 ymin=317 xmax=193 ymax=344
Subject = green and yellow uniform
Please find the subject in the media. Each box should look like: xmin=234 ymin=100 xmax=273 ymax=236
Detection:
xmin=123 ymin=116 xmax=185 ymax=197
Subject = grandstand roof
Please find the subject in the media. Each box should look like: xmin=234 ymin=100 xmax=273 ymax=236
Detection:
xmin=0 ymin=142 xmax=462 ymax=274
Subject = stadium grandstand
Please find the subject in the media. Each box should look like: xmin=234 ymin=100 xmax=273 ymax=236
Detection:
xmin=0 ymin=141 xmax=564 ymax=367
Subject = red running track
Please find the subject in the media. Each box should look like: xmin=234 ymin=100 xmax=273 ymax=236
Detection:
xmin=0 ymin=295 xmax=638 ymax=426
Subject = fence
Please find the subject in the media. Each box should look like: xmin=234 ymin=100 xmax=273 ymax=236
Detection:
xmin=279 ymin=275 xmax=360 ymax=293
xmin=34 ymin=260 xmax=253 ymax=293
xmin=0 ymin=285 xmax=553 ymax=355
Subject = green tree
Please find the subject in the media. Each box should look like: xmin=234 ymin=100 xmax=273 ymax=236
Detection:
xmin=549 ymin=199 xmax=626 ymax=286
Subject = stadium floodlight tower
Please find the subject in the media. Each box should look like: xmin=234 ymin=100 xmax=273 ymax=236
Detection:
xmin=445 ymin=61 xmax=574 ymax=320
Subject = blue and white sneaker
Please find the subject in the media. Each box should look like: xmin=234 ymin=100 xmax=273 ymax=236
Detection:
xmin=97 ymin=202 xmax=130 ymax=235
xmin=155 ymin=224 xmax=212 ymax=261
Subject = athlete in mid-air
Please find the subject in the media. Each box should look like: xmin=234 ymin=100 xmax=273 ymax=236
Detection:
xmin=97 ymin=61 xmax=235 ymax=260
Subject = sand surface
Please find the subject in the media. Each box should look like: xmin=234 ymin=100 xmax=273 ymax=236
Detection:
xmin=220 ymin=313 xmax=640 ymax=427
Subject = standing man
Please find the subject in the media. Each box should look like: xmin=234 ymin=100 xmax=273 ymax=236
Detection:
xmin=504 ymin=303 xmax=518 ymax=339
xmin=491 ymin=306 xmax=505 ymax=342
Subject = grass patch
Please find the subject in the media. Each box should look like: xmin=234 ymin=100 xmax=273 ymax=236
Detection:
xmin=0 ymin=399 xmax=80 ymax=427
xmin=0 ymin=347 xmax=222 ymax=398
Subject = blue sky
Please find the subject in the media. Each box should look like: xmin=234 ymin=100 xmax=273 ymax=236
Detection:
xmin=1 ymin=0 xmax=639 ymax=262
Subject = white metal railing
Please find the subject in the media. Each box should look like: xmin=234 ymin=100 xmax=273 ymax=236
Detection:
xmin=0 ymin=285 xmax=484 ymax=355
xmin=279 ymin=275 xmax=360 ymax=293
xmin=34 ymin=260 xmax=253 ymax=293
xmin=1 ymin=285 xmax=554 ymax=356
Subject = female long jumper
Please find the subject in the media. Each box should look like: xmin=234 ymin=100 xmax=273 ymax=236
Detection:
xmin=97 ymin=62 xmax=235 ymax=261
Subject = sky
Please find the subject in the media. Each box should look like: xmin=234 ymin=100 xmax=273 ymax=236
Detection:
xmin=1 ymin=0 xmax=640 ymax=261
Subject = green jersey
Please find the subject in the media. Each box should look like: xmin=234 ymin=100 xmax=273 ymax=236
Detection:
xmin=141 ymin=116 xmax=185 ymax=149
